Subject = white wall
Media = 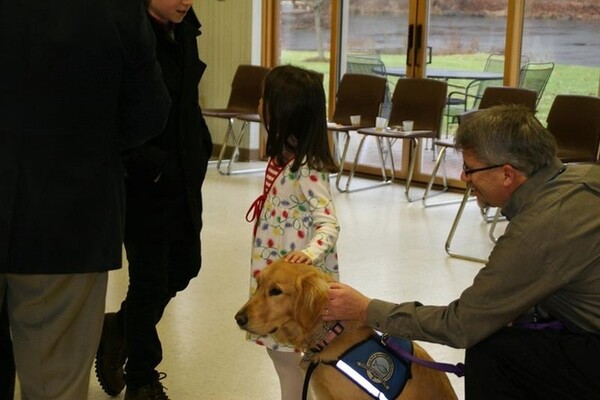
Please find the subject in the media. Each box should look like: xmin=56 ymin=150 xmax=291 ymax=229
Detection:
xmin=194 ymin=0 xmax=262 ymax=154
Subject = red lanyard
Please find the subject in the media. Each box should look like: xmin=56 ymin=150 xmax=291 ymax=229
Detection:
xmin=245 ymin=158 xmax=292 ymax=224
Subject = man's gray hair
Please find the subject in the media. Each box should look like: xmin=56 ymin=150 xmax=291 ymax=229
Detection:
xmin=454 ymin=105 xmax=557 ymax=177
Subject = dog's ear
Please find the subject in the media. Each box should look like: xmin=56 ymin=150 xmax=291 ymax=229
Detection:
xmin=293 ymin=269 xmax=329 ymax=331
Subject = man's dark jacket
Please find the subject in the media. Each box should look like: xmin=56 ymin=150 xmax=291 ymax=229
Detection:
xmin=122 ymin=10 xmax=212 ymax=243
xmin=0 ymin=0 xmax=171 ymax=273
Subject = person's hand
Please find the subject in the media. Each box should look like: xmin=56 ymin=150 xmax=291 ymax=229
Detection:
xmin=285 ymin=251 xmax=312 ymax=264
xmin=322 ymin=282 xmax=370 ymax=322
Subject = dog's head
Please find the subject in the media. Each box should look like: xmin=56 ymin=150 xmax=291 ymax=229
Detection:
xmin=235 ymin=259 xmax=333 ymax=349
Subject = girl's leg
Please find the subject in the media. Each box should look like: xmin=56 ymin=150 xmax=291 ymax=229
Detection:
xmin=267 ymin=348 xmax=305 ymax=400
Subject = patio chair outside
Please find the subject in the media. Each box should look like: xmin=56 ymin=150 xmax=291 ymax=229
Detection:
xmin=445 ymin=53 xmax=529 ymax=134
xmin=519 ymin=61 xmax=555 ymax=106
xmin=346 ymin=53 xmax=392 ymax=118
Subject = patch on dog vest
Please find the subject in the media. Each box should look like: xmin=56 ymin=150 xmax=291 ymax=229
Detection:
xmin=332 ymin=336 xmax=412 ymax=400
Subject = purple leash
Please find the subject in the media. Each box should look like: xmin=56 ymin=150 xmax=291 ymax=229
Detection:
xmin=380 ymin=319 xmax=564 ymax=379
xmin=514 ymin=320 xmax=565 ymax=331
xmin=380 ymin=334 xmax=466 ymax=377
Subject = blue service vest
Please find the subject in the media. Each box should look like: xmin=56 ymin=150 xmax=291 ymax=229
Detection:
xmin=330 ymin=335 xmax=412 ymax=400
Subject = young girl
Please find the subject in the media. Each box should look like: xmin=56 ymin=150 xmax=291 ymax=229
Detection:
xmin=245 ymin=65 xmax=340 ymax=400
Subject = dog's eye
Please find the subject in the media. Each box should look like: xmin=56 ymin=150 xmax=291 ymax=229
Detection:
xmin=268 ymin=287 xmax=283 ymax=296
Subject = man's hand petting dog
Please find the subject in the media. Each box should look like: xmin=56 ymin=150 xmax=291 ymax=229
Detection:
xmin=323 ymin=282 xmax=371 ymax=323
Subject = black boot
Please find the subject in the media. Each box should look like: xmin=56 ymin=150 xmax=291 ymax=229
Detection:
xmin=95 ymin=312 xmax=127 ymax=396
xmin=124 ymin=372 xmax=169 ymax=400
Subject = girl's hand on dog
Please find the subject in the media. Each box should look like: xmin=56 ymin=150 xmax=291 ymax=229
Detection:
xmin=323 ymin=282 xmax=370 ymax=323
xmin=285 ymin=251 xmax=312 ymax=264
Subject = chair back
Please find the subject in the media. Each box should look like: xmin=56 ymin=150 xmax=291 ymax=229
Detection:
xmin=546 ymin=95 xmax=600 ymax=162
xmin=226 ymin=64 xmax=271 ymax=112
xmin=483 ymin=53 xmax=506 ymax=73
xmin=458 ymin=86 xmax=538 ymax=125
xmin=346 ymin=53 xmax=392 ymax=118
xmin=518 ymin=62 xmax=554 ymax=106
xmin=388 ymin=78 xmax=448 ymax=135
xmin=478 ymin=86 xmax=537 ymax=111
xmin=331 ymin=73 xmax=387 ymax=127
xmin=346 ymin=54 xmax=387 ymax=76
xmin=483 ymin=52 xmax=529 ymax=72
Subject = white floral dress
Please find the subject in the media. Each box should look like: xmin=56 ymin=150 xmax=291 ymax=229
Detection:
xmin=246 ymin=158 xmax=340 ymax=351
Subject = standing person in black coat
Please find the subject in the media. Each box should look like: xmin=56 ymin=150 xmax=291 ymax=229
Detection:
xmin=0 ymin=1 xmax=170 ymax=399
xmin=95 ymin=1 xmax=213 ymax=399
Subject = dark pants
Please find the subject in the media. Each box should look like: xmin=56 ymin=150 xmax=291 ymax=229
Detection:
xmin=465 ymin=327 xmax=600 ymax=400
xmin=117 ymin=235 xmax=200 ymax=389
xmin=0 ymin=294 xmax=15 ymax=400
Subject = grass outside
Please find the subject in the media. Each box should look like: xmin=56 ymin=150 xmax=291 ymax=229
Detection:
xmin=281 ymin=50 xmax=599 ymax=125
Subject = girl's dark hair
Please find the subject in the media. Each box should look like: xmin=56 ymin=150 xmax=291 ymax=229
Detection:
xmin=262 ymin=65 xmax=337 ymax=173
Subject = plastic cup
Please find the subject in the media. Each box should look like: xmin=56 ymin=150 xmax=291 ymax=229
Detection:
xmin=376 ymin=117 xmax=388 ymax=131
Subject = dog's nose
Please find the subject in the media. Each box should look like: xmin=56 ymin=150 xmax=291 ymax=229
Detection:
xmin=235 ymin=311 xmax=248 ymax=327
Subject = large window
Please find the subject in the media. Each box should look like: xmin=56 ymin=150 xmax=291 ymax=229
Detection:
xmin=422 ymin=1 xmax=509 ymax=185
xmin=337 ymin=1 xmax=412 ymax=178
xmin=279 ymin=1 xmax=333 ymax=101
xmin=265 ymin=0 xmax=599 ymax=189
xmin=522 ymin=0 xmax=600 ymax=122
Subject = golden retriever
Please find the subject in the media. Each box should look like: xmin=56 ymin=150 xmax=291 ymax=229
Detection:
xmin=235 ymin=259 xmax=458 ymax=400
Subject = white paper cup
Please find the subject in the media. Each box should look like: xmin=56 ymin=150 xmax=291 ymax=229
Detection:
xmin=350 ymin=115 xmax=361 ymax=126
xmin=376 ymin=117 xmax=388 ymax=131
xmin=402 ymin=120 xmax=414 ymax=132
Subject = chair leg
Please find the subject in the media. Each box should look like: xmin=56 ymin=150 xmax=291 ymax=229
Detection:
xmin=336 ymin=134 xmax=393 ymax=193
xmin=216 ymin=118 xmax=235 ymax=173
xmin=330 ymin=130 xmax=344 ymax=166
xmin=343 ymin=135 xmax=366 ymax=191
xmin=404 ymin=138 xmax=428 ymax=202
xmin=218 ymin=120 xmax=265 ymax=176
xmin=445 ymin=108 xmax=452 ymax=138
xmin=444 ymin=187 xmax=488 ymax=263
xmin=375 ymin=137 xmax=390 ymax=182
xmin=384 ymin=137 xmax=396 ymax=178
xmin=335 ymin=132 xmax=352 ymax=193
xmin=422 ymin=146 xmax=457 ymax=207
xmin=225 ymin=120 xmax=245 ymax=174
xmin=488 ymin=208 xmax=503 ymax=243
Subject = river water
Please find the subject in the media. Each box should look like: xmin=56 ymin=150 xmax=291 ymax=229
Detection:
xmin=282 ymin=15 xmax=600 ymax=67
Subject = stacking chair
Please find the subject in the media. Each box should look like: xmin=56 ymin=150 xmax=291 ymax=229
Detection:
xmin=546 ymin=94 xmax=600 ymax=163
xmin=338 ymin=78 xmax=447 ymax=197
xmin=326 ymin=73 xmax=387 ymax=191
xmin=518 ymin=61 xmax=554 ymax=106
xmin=346 ymin=53 xmax=392 ymax=118
xmin=202 ymin=64 xmax=270 ymax=175
xmin=439 ymin=87 xmax=538 ymax=263
xmin=457 ymin=86 xmax=537 ymax=125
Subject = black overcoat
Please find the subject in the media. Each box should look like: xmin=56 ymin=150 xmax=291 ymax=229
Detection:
xmin=122 ymin=10 xmax=212 ymax=241
xmin=0 ymin=0 xmax=170 ymax=273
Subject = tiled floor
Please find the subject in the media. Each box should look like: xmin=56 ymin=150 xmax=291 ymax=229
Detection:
xmin=18 ymin=161 xmax=508 ymax=399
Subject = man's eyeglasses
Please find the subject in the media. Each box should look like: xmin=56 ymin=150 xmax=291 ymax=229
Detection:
xmin=462 ymin=163 xmax=505 ymax=176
